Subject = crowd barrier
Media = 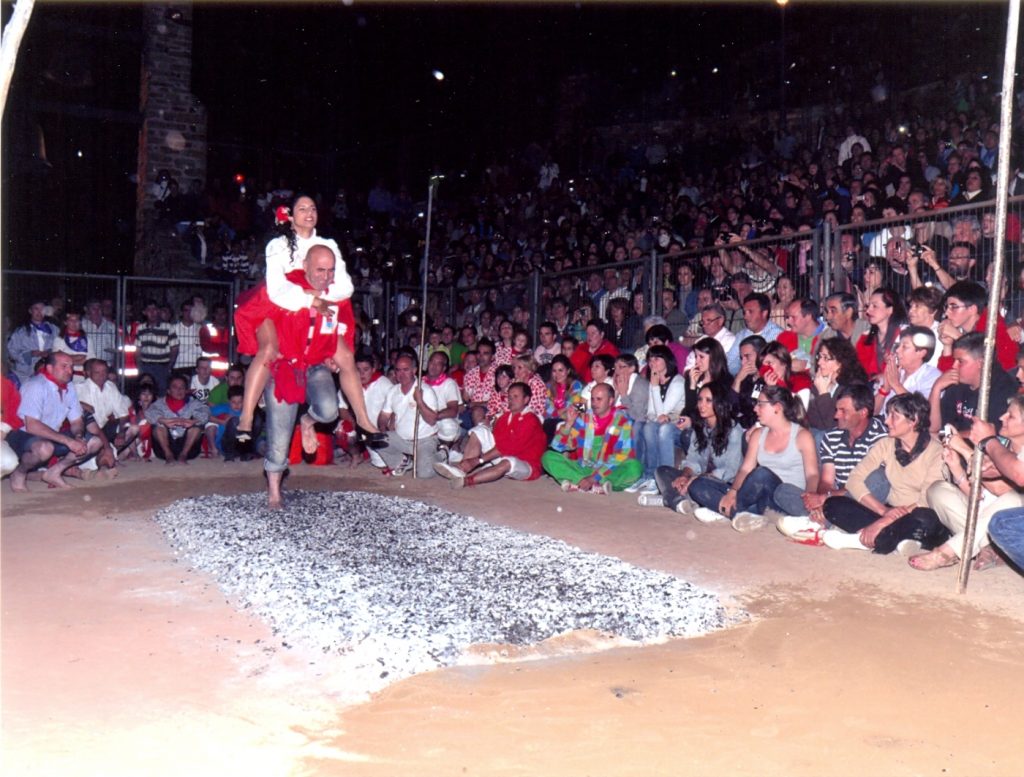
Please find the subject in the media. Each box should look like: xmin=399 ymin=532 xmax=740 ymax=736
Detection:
xmin=8 ymin=195 xmax=1024 ymax=383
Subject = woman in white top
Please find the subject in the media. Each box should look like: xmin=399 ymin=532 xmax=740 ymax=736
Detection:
xmin=233 ymin=194 xmax=383 ymax=447
xmin=633 ymin=345 xmax=686 ymax=493
xmin=580 ymin=354 xmax=615 ymax=405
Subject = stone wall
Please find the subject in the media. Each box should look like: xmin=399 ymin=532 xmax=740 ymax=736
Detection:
xmin=133 ymin=2 xmax=207 ymax=277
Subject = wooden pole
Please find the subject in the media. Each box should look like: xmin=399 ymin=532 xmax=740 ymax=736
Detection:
xmin=411 ymin=175 xmax=441 ymax=478
xmin=957 ymin=0 xmax=1020 ymax=594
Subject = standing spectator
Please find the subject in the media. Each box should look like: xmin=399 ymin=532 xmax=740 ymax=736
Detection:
xmin=135 ymin=300 xmax=179 ymax=394
xmin=52 ymin=311 xmax=89 ymax=381
xmin=199 ymin=303 xmax=231 ymax=378
xmin=82 ymin=299 xmax=117 ymax=365
xmin=7 ymin=301 xmax=58 ymax=385
xmin=172 ymin=300 xmax=204 ymax=375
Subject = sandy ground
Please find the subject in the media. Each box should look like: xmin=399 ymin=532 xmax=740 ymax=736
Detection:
xmin=3 ymin=458 xmax=1023 ymax=776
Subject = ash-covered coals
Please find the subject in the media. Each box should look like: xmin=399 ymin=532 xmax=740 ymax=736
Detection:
xmin=155 ymin=491 xmax=735 ymax=687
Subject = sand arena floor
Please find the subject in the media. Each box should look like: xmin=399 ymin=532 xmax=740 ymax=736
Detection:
xmin=3 ymin=457 xmax=1023 ymax=776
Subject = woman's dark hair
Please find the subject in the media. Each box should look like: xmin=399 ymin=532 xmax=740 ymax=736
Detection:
xmin=739 ymin=334 xmax=767 ymax=353
xmin=693 ymin=382 xmax=736 ymax=457
xmin=590 ymin=353 xmax=615 ymax=374
xmin=277 ymin=192 xmax=315 ymax=262
xmin=758 ymin=384 xmax=807 ymax=427
xmin=645 ymin=324 xmax=673 ymax=344
xmin=817 ymin=336 xmax=869 ymax=385
xmin=888 ymin=391 xmax=932 ymax=465
xmin=645 ymin=344 xmax=679 ymax=381
xmin=691 ymin=336 xmax=730 ymax=384
xmin=864 ymin=287 xmax=908 ymax=357
xmin=548 ymin=354 xmax=577 ymax=384
xmin=757 ymin=341 xmax=793 ymax=381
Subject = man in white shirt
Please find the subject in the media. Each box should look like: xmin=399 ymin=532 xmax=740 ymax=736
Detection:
xmin=172 ymin=300 xmax=204 ymax=375
xmin=189 ymin=356 xmax=221 ymax=403
xmin=421 ymin=351 xmax=462 ymax=446
xmin=532 ymin=322 xmax=561 ymax=369
xmin=81 ymin=299 xmax=117 ymax=364
xmin=373 ymin=354 xmax=444 ymax=478
xmin=684 ymin=303 xmax=736 ymax=372
xmin=77 ymin=358 xmax=139 ymax=473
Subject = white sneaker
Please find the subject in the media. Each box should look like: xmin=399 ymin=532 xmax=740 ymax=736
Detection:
xmin=625 ymin=477 xmax=652 ymax=494
xmin=675 ymin=498 xmax=698 ymax=519
xmin=732 ymin=511 xmax=767 ymax=533
xmin=776 ymin=515 xmax=826 ymax=546
xmin=896 ymin=539 xmax=923 ymax=557
xmin=589 ymin=481 xmax=612 ymax=495
xmin=432 ymin=461 xmax=464 ymax=480
xmin=637 ymin=492 xmax=664 ymax=507
xmin=822 ymin=529 xmax=869 ymax=551
xmin=448 ymin=449 xmax=464 ymax=464
xmin=561 ymin=480 xmax=581 ymax=493
xmin=694 ymin=507 xmax=729 ymax=524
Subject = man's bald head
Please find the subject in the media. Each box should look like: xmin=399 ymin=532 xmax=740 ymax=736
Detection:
xmin=304 ymin=244 xmax=336 ymax=292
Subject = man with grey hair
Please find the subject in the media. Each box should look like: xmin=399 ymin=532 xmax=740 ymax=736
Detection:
xmin=684 ymin=302 xmax=736 ymax=371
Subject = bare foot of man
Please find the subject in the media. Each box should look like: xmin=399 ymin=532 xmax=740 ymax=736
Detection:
xmin=300 ymin=413 xmax=319 ymax=455
xmin=41 ymin=468 xmax=72 ymax=489
xmin=9 ymin=469 xmax=29 ymax=492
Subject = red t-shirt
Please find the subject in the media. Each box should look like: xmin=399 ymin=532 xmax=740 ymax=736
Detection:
xmin=492 ymin=409 xmax=547 ymax=480
xmin=269 ymin=269 xmax=351 ymax=367
xmin=570 ymin=339 xmax=619 ymax=383
xmin=2 ymin=376 xmax=23 ymax=430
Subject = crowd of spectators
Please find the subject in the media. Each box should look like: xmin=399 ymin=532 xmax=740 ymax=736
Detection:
xmin=5 ymin=69 xmax=1024 ymax=575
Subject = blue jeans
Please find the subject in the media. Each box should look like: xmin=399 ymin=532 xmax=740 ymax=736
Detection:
xmin=639 ymin=420 xmax=679 ymax=480
xmin=773 ymin=468 xmax=892 ymax=517
xmin=688 ymin=466 xmax=784 ymax=515
xmin=989 ymin=508 xmax=1024 ymax=570
xmin=263 ymin=365 xmax=339 ymax=473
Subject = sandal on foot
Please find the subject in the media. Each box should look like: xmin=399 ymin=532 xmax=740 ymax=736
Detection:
xmin=908 ymin=548 xmax=958 ymax=571
xmin=972 ymin=546 xmax=1004 ymax=572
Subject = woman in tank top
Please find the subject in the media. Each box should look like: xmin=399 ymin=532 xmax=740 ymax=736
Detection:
xmin=687 ymin=385 xmax=819 ymax=532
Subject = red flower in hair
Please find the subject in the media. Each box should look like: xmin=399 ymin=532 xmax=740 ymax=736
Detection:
xmin=275 ymin=205 xmax=291 ymax=225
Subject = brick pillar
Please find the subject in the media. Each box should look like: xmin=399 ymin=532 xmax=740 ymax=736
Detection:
xmin=134 ymin=2 xmax=207 ymax=277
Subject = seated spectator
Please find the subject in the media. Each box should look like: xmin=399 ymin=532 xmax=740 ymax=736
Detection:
xmin=936 ymin=281 xmax=1016 ymax=373
xmin=570 ymin=319 xmax=619 ymax=384
xmin=911 ymin=401 xmax=1024 ymax=570
xmin=820 ymin=292 xmax=869 ymax=344
xmin=130 ymin=385 xmax=156 ymax=460
xmin=806 ymin=337 xmax=869 ymax=436
xmin=604 ymin=298 xmax=633 ymax=350
xmin=875 ymin=327 xmax=941 ymax=416
xmin=640 ymin=383 xmax=744 ymax=513
xmin=776 ymin=383 xmax=889 ymax=543
xmin=757 ymin=341 xmax=813 ymax=409
xmin=581 ymin=354 xmax=615 ymax=405
xmin=533 ymin=321 xmax=561 ymax=370
xmin=659 ymin=289 xmax=688 ymax=343
xmin=855 ymin=288 xmax=907 ymax=379
xmin=732 ymin=335 xmax=768 ymax=429
xmin=146 ymin=374 xmax=211 ymax=464
xmin=8 ymin=353 xmax=103 ymax=491
xmin=461 ymin=338 xmax=498 ymax=428
xmin=683 ymin=304 xmax=735 ymax=371
xmin=821 ymin=392 xmax=947 ymax=554
xmin=638 ymin=324 xmax=688 ymax=375
xmin=680 ymin=336 xmax=737 ymax=434
xmin=433 ymin=382 xmax=547 ymax=489
xmin=929 ymin=332 xmax=1018 ymax=434
xmin=541 ymin=382 xmax=641 ymax=494
xmin=630 ymin=345 xmax=686 ymax=494
xmin=612 ymin=353 xmax=649 ymax=425
xmin=207 ymin=363 xmax=245 ymax=407
xmin=905 ymin=285 xmax=945 ymax=368
xmin=543 ymin=354 xmax=584 ymax=440
xmin=777 ymin=297 xmax=826 ymax=372
xmin=1 ymin=372 xmax=21 ymax=477
xmin=485 ymin=365 xmax=516 ymax=424
xmin=77 ymin=358 xmax=139 ymax=473
xmin=52 ymin=311 xmax=89 ymax=381
xmin=688 ymin=385 xmax=818 ymax=532
xmin=511 ymin=354 xmax=550 ymax=419
xmin=421 ymin=350 xmax=463 ymax=446
xmin=768 ymin=277 xmax=797 ymax=331
xmin=7 ymin=300 xmax=59 ymax=386
xmin=373 ymin=353 xmax=444 ymax=478
xmin=204 ymin=386 xmax=254 ymax=461
xmin=681 ymin=289 xmax=715 ymax=347
xmin=189 ymin=356 xmax=221 ymax=403
xmin=725 ymin=292 xmax=782 ymax=375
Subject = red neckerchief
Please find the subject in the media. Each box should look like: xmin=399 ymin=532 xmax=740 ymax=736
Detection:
xmin=553 ymin=382 xmax=568 ymax=409
xmin=42 ymin=370 xmax=69 ymax=398
xmin=422 ymin=373 xmax=448 ymax=387
xmin=592 ymin=408 xmax=615 ymax=437
xmin=361 ymin=370 xmax=383 ymax=389
xmin=165 ymin=396 xmax=187 ymax=413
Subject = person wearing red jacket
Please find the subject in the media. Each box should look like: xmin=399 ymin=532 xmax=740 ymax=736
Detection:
xmin=936 ymin=281 xmax=1017 ymax=373
xmin=570 ymin=320 xmax=619 ymax=383
xmin=432 ymin=381 xmax=547 ymax=488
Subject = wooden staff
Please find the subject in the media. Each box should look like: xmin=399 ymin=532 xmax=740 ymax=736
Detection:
xmin=958 ymin=0 xmax=1020 ymax=593
xmin=412 ymin=175 xmax=442 ymax=477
